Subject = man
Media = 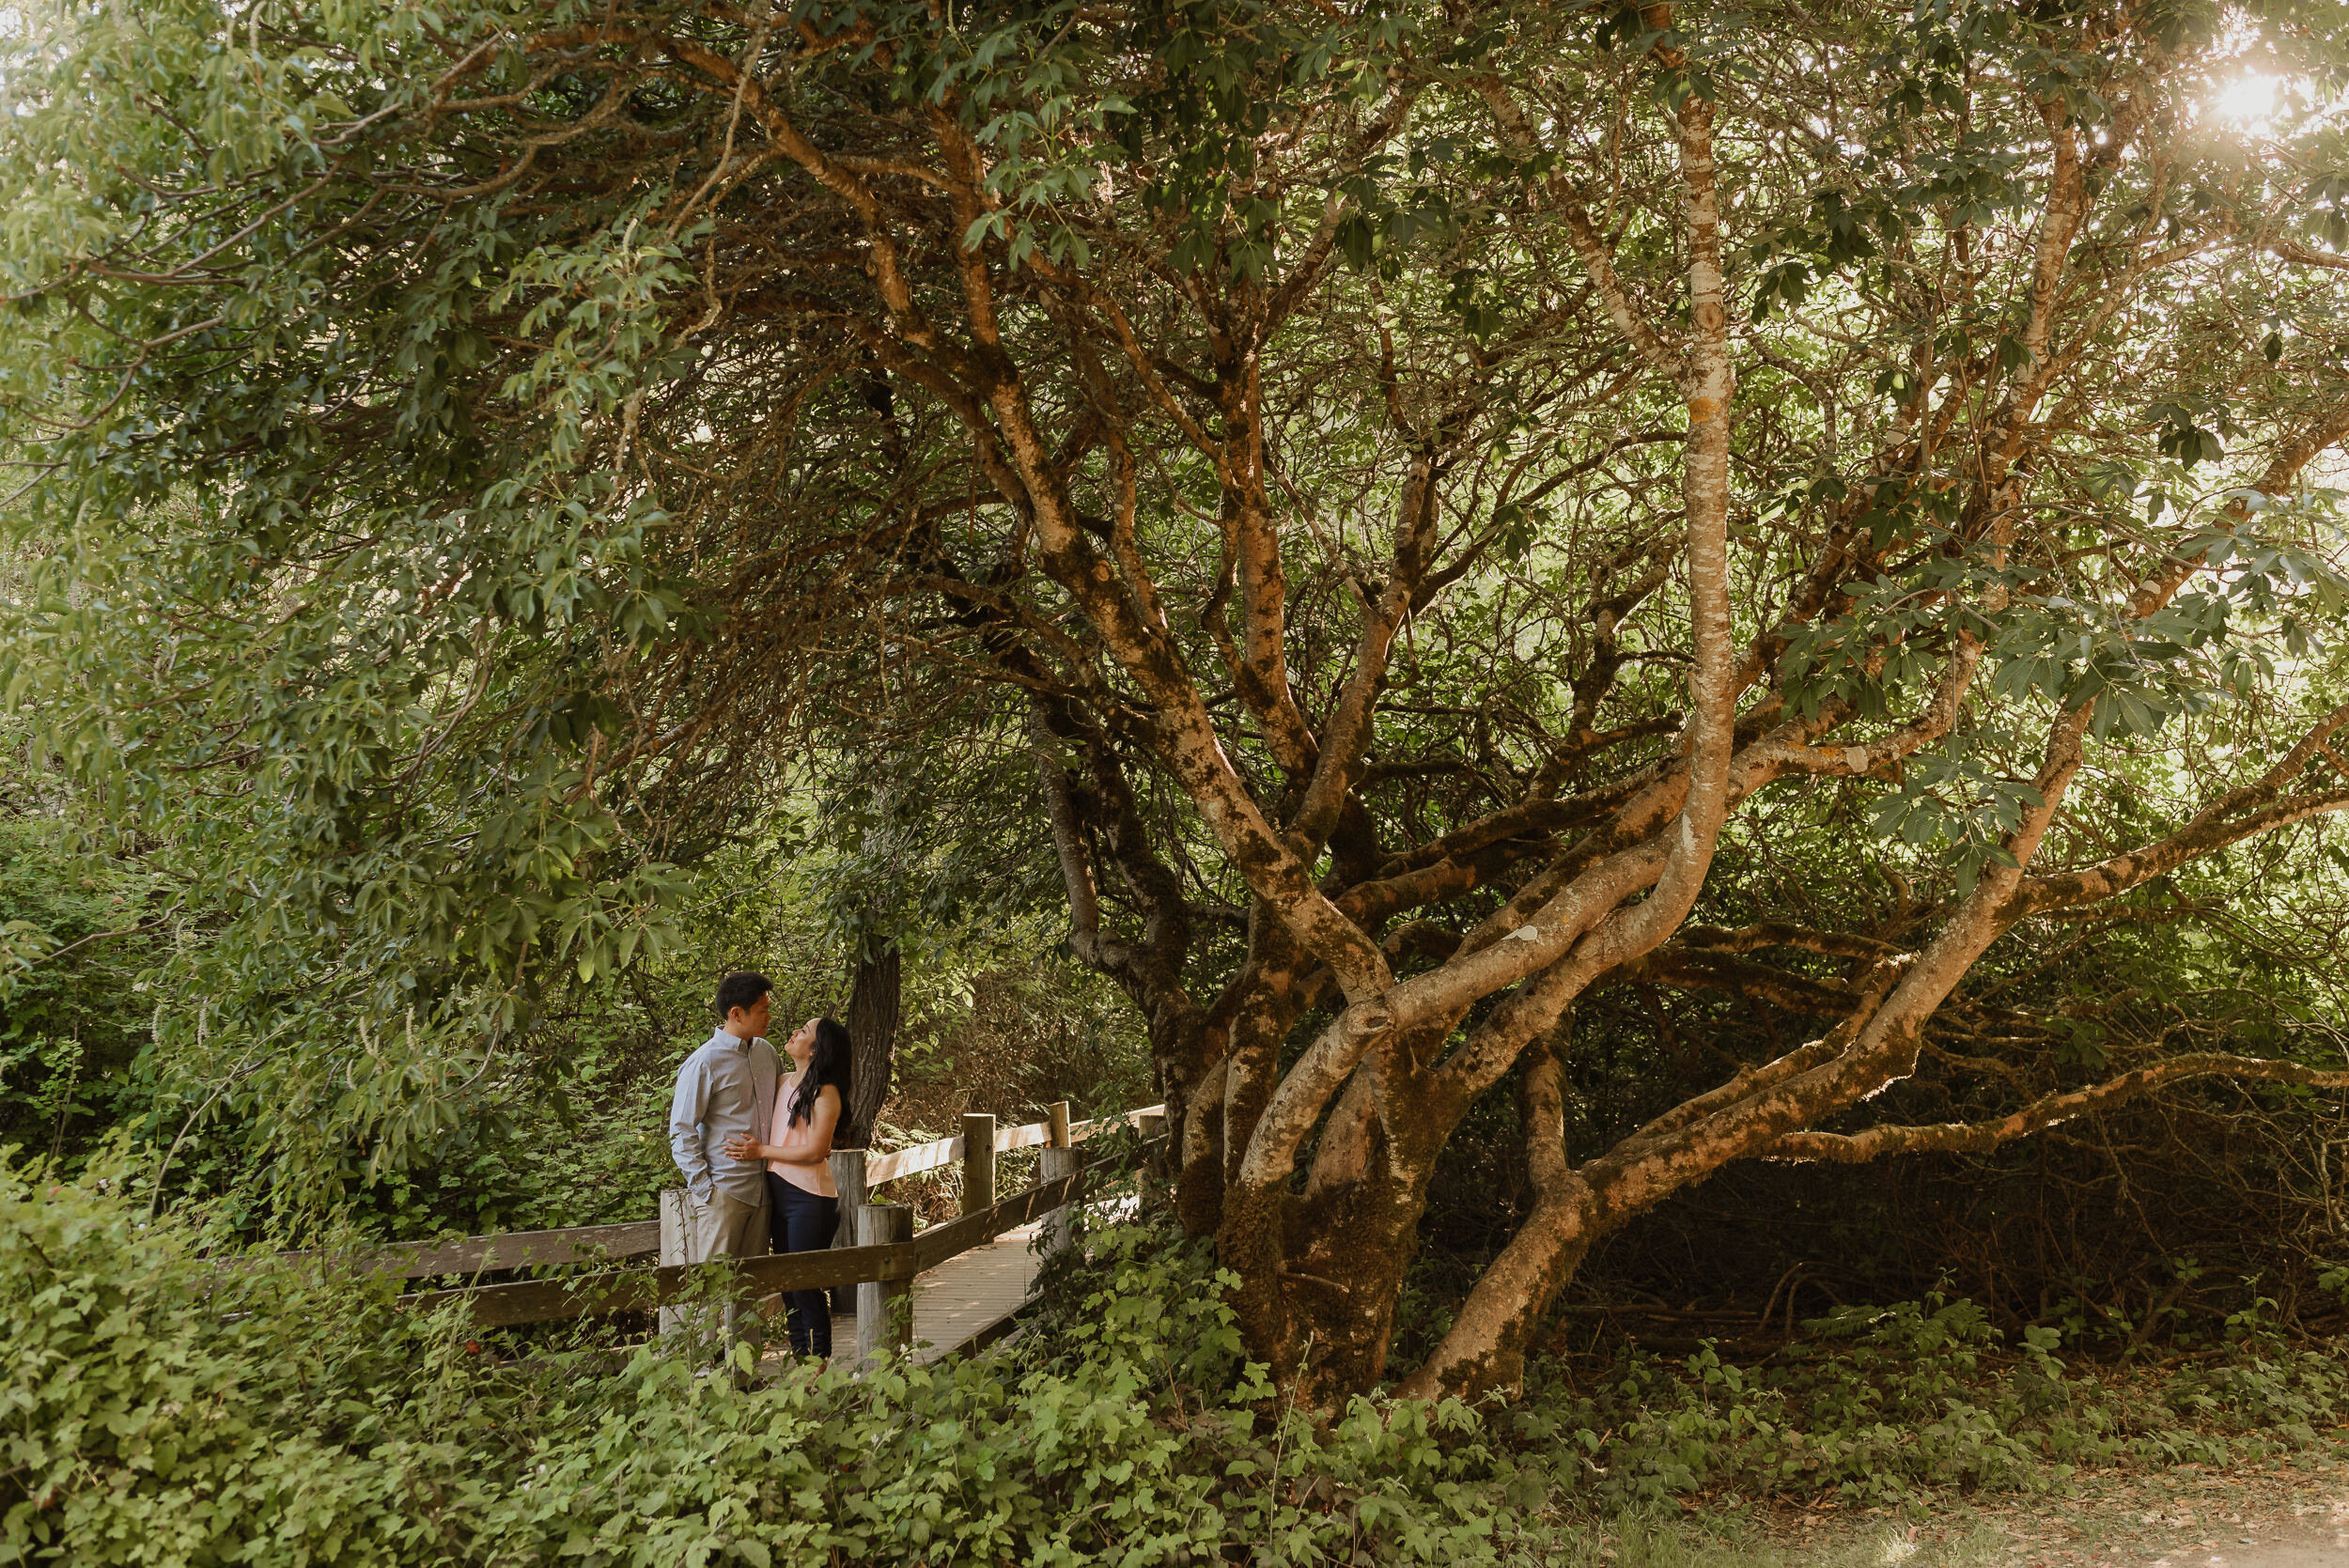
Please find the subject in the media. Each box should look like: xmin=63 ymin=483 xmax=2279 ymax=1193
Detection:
xmin=669 ymin=971 xmax=782 ymax=1271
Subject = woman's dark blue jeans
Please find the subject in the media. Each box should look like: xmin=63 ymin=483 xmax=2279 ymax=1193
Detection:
xmin=765 ymin=1172 xmax=839 ymax=1357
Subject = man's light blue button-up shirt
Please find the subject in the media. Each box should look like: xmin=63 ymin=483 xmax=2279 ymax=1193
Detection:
xmin=668 ymin=1027 xmax=781 ymax=1204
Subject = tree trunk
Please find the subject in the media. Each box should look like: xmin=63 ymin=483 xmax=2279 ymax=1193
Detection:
xmin=842 ymin=941 xmax=900 ymax=1149
xmin=1275 ymin=1141 xmax=1439 ymax=1401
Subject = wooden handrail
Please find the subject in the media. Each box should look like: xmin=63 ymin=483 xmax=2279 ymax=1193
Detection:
xmin=214 ymin=1220 xmax=661 ymax=1281
xmin=400 ymin=1170 xmax=1088 ymax=1328
xmin=230 ymin=1101 xmax=1167 ymax=1283
xmin=863 ymin=1102 xmax=1164 ymax=1186
xmin=394 ymin=1222 xmax=661 ymax=1275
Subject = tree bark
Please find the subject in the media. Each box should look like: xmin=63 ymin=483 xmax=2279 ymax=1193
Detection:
xmin=842 ymin=941 xmax=900 ymax=1149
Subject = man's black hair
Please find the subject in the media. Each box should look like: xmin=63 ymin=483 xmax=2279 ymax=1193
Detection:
xmin=714 ymin=970 xmax=773 ymax=1018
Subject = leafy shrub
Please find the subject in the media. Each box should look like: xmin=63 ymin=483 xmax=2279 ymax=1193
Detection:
xmin=0 ymin=808 xmax=170 ymax=1170
xmin=20 ymin=1154 xmax=2349 ymax=1567
xmin=4 ymin=1157 xmax=1551 ymax=1567
xmin=4 ymin=1164 xmax=441 ymax=1566
xmin=1526 ymin=1295 xmax=2349 ymax=1505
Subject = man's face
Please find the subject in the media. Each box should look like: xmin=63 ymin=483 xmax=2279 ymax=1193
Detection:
xmin=728 ymin=992 xmax=772 ymax=1040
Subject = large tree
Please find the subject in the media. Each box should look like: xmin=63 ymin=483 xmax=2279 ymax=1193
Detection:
xmin=8 ymin=0 xmax=2349 ymax=1397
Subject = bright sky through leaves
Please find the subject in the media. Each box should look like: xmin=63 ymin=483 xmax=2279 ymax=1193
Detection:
xmin=2215 ymin=72 xmax=2279 ymax=127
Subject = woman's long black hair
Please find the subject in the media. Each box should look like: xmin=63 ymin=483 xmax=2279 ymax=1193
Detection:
xmin=787 ymin=1017 xmax=852 ymax=1127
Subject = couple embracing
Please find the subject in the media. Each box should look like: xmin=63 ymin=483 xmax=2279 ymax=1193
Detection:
xmin=666 ymin=970 xmax=851 ymax=1360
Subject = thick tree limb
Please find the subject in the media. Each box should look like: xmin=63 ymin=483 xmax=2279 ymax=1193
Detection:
xmin=2011 ymin=700 xmax=2349 ymax=913
xmin=1764 ymin=1054 xmax=2349 ymax=1163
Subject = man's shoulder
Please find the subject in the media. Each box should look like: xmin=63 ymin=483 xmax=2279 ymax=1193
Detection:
xmin=676 ymin=1033 xmax=728 ymax=1072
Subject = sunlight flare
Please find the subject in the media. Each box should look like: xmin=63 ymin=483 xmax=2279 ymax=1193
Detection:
xmin=2214 ymin=72 xmax=2279 ymax=127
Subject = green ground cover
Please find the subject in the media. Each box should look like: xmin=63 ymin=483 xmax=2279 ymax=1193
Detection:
xmin=12 ymin=1154 xmax=2349 ymax=1568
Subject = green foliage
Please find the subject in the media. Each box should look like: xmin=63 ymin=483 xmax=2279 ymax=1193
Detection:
xmin=1528 ymin=1296 xmax=2349 ymax=1507
xmin=0 ymin=720 xmax=1148 ymax=1243
xmin=6 ymin=0 xmax=2349 ymax=1421
xmin=6 ymin=1159 xmax=1548 ymax=1568
xmin=310 ymin=862 xmax=1145 ymax=1242
xmin=0 ymin=719 xmax=172 ymax=1167
xmin=4 ymin=1158 xmax=460 ymax=1566
xmin=355 ymin=1049 xmax=679 ymax=1238
xmin=0 ymin=0 xmax=716 ymax=1203
xmin=20 ymin=1160 xmax=2349 ymax=1568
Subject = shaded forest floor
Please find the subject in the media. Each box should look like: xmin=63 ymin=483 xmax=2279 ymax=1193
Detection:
xmin=1597 ymin=1454 xmax=2349 ymax=1566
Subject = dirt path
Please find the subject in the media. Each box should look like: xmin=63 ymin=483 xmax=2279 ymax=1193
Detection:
xmin=1726 ymin=1457 xmax=2349 ymax=1567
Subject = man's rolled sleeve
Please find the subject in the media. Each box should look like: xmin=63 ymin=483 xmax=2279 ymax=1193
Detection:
xmin=669 ymin=1053 xmax=714 ymax=1200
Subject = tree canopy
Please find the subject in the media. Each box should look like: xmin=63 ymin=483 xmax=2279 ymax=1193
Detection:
xmin=7 ymin=0 xmax=2349 ymax=1398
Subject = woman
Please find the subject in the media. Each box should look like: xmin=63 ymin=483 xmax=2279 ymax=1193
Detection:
xmin=723 ymin=1015 xmax=850 ymax=1360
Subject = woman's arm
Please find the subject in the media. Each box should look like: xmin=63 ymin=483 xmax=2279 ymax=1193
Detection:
xmin=769 ymin=1084 xmax=840 ymax=1167
xmin=722 ymin=1084 xmax=839 ymax=1165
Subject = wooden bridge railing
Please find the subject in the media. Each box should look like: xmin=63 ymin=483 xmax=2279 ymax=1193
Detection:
xmin=243 ymin=1100 xmax=1168 ymax=1366
xmin=273 ymin=1101 xmax=1161 ymax=1281
xmin=406 ymin=1165 xmax=1091 ymax=1359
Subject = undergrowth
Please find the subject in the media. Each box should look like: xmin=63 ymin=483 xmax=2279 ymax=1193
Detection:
xmin=4 ymin=1156 xmax=1542 ymax=1567
xmin=1527 ymin=1294 xmax=2349 ymax=1506
xmin=10 ymin=1154 xmax=2349 ymax=1568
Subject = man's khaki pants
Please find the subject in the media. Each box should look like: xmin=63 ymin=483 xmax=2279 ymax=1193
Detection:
xmin=683 ymin=1188 xmax=769 ymax=1344
xmin=686 ymin=1188 xmax=770 ymax=1264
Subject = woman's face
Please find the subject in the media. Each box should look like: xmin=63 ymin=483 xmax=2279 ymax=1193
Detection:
xmin=786 ymin=1017 xmax=819 ymax=1064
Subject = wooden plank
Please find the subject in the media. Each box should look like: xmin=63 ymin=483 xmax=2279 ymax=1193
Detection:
xmin=910 ymin=1172 xmax=1082 ymax=1272
xmin=657 ymin=1191 xmax=687 ymax=1340
xmin=861 ymin=1103 xmax=1163 ymax=1185
xmin=1067 ymin=1103 xmax=1165 ymax=1143
xmin=961 ymin=1113 xmax=996 ymax=1214
xmin=401 ymin=1239 xmax=925 ymax=1328
xmin=994 ymin=1171 xmax=1081 ymax=1234
xmin=913 ymin=1230 xmax=1044 ymax=1363
xmin=219 ymin=1220 xmax=662 ymax=1281
xmin=828 ymin=1148 xmax=868 ymax=1309
xmin=401 ymin=1169 xmax=1087 ymax=1329
xmin=856 ymin=1204 xmax=914 ymax=1367
xmin=1039 ymin=1145 xmax=1079 ymax=1259
xmin=859 ymin=1121 xmax=1044 ymax=1184
xmin=396 ymin=1221 xmax=661 ymax=1277
xmin=864 ymin=1135 xmax=963 ymax=1186
xmin=937 ymin=1299 xmax=1034 ymax=1363
xmin=907 ymin=1207 xmax=997 ymax=1274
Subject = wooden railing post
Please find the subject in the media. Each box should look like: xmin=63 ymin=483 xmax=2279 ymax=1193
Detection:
xmin=1038 ymin=1101 xmax=1078 ymax=1260
xmin=831 ymin=1148 xmax=870 ymax=1219
xmin=657 ymin=1188 xmax=687 ymax=1341
xmin=961 ymin=1111 xmax=996 ymax=1216
xmin=855 ymin=1203 xmax=913 ymax=1368
xmin=828 ymin=1148 xmax=868 ymax=1316
xmin=1137 ymin=1110 xmax=1168 ymax=1179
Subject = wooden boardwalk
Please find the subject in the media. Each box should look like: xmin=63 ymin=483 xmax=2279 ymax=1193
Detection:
xmin=788 ymin=1218 xmax=1048 ymax=1367
xmin=354 ymin=1103 xmax=1160 ymax=1359
xmin=905 ymin=1217 xmax=1048 ymax=1362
